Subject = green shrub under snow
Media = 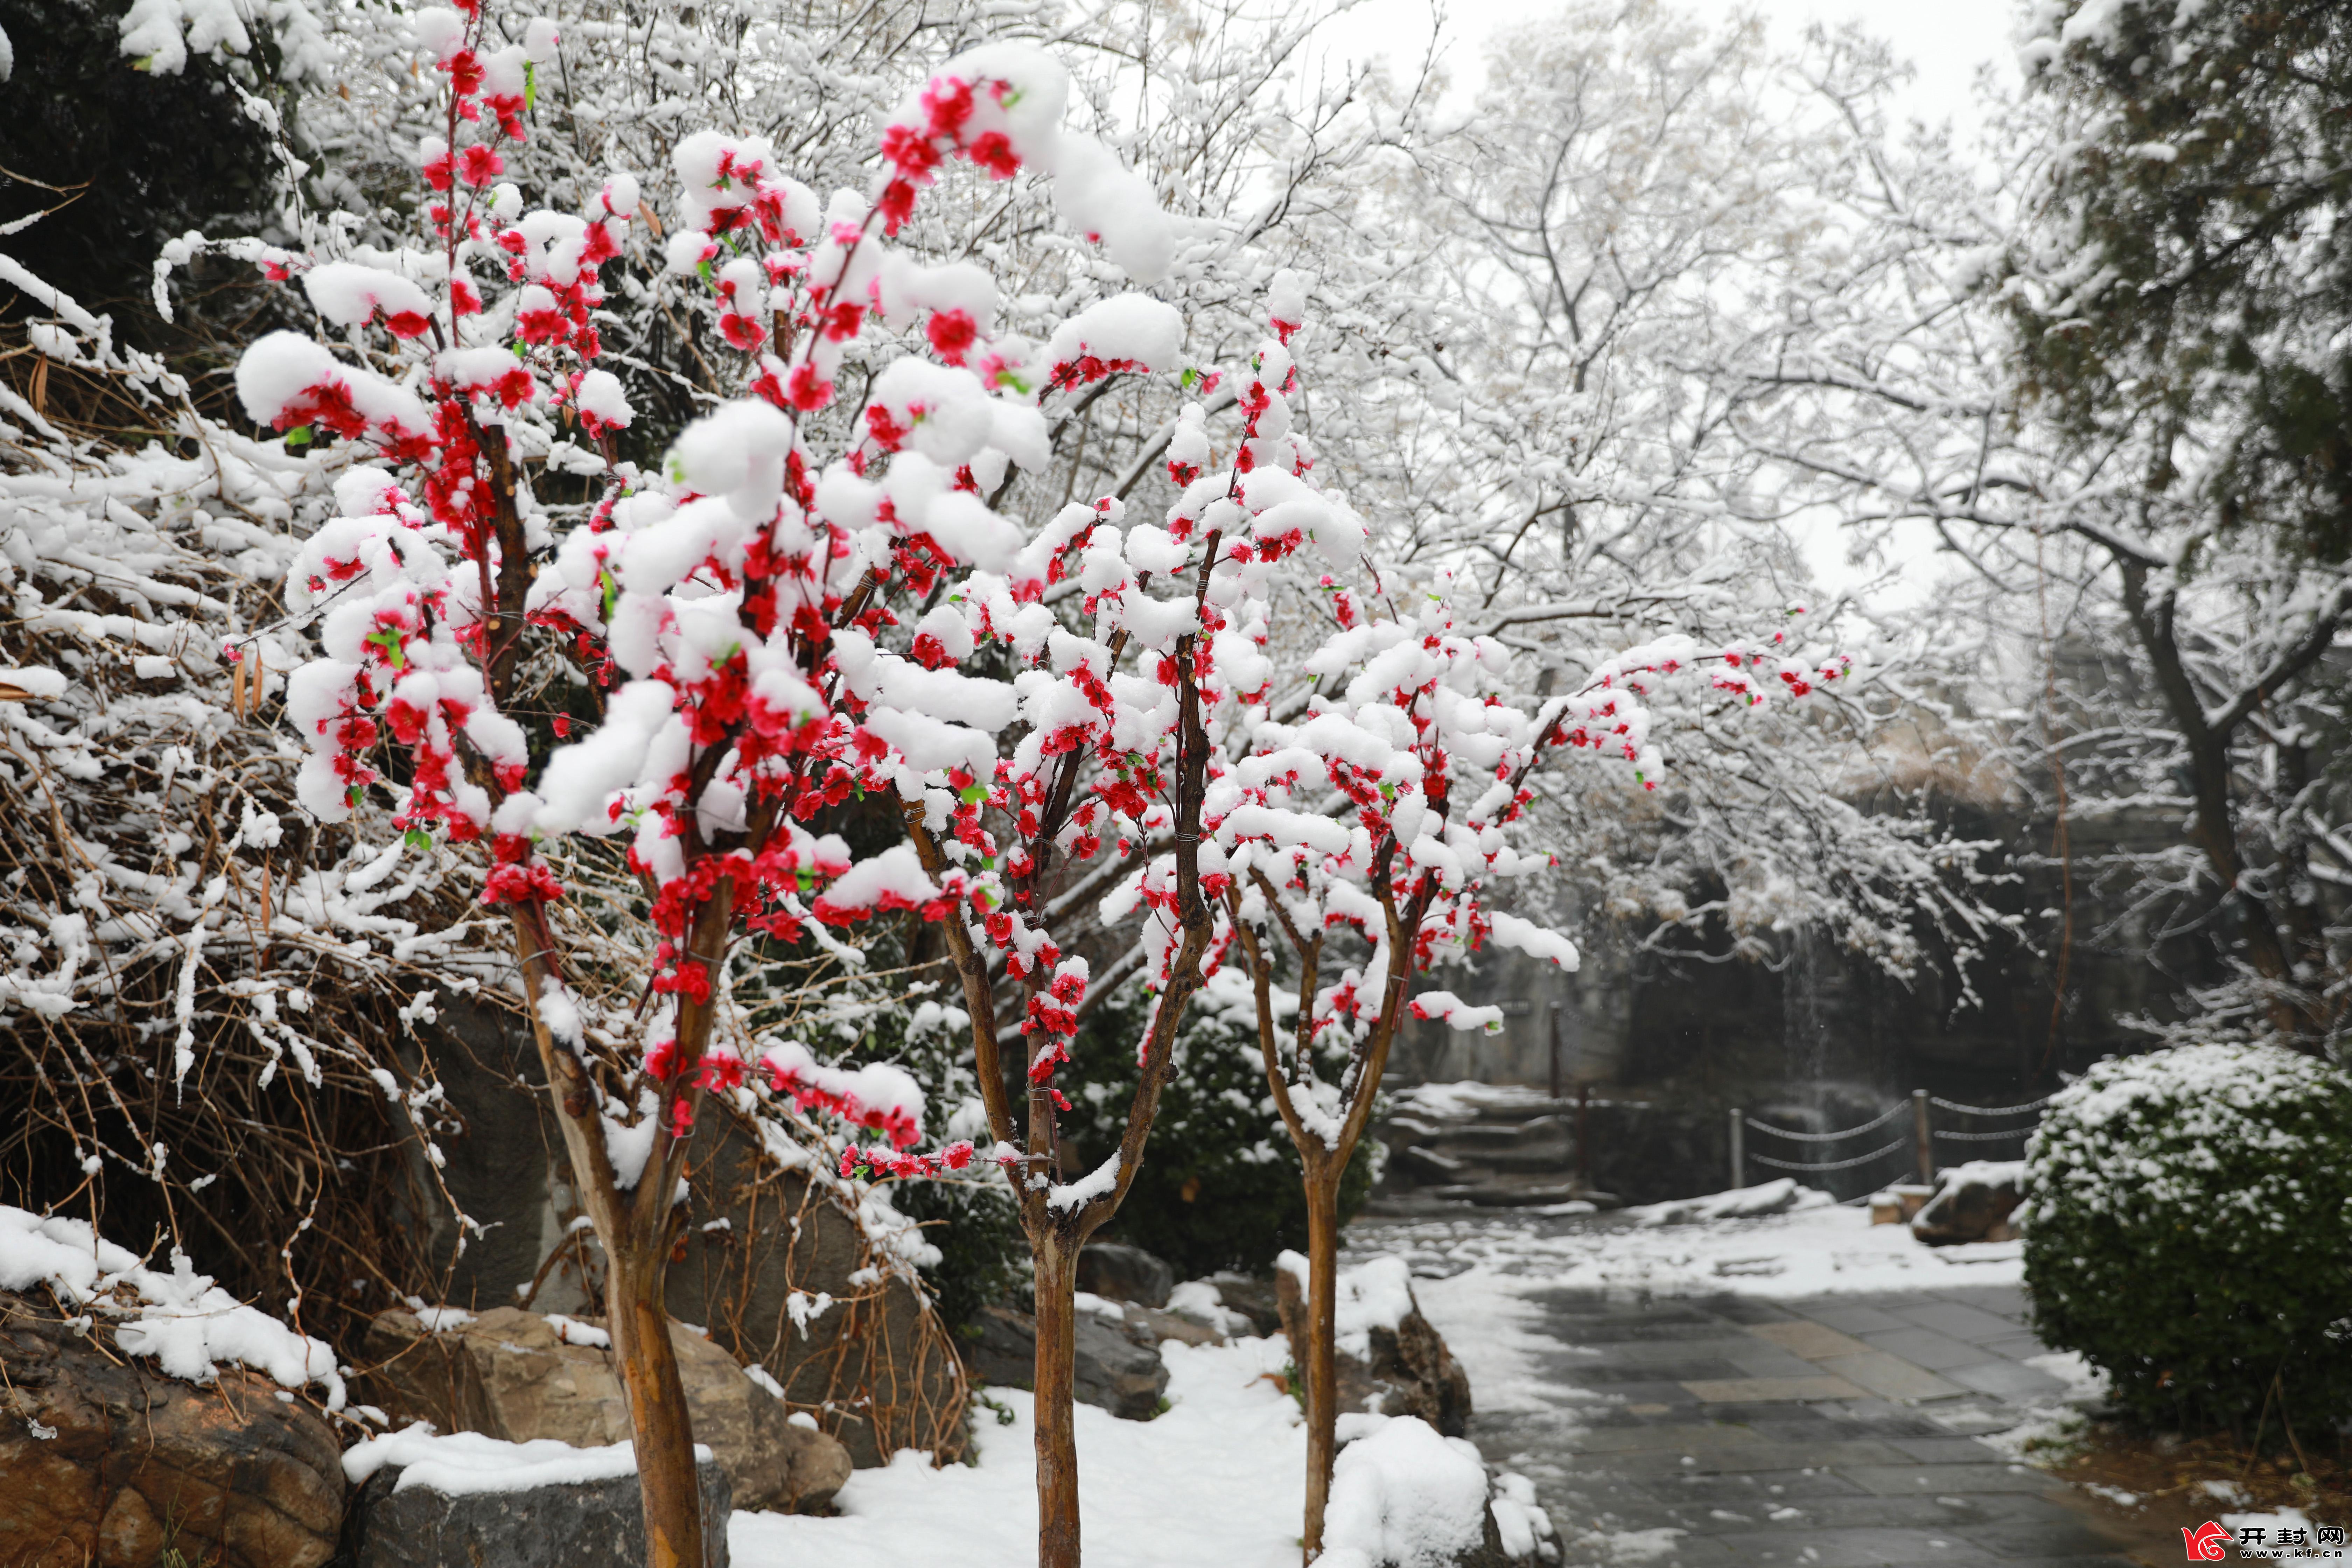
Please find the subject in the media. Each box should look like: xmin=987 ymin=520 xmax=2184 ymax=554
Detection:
xmin=2022 ymin=1043 xmax=2352 ymax=1436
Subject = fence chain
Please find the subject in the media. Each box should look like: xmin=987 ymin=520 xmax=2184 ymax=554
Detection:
xmin=1742 ymin=1099 xmax=1909 ymax=1143
xmin=1747 ymin=1137 xmax=1910 ymax=1174
xmin=1928 ymin=1093 xmax=2053 ymax=1116
xmin=1932 ymin=1125 xmax=2037 ymax=1142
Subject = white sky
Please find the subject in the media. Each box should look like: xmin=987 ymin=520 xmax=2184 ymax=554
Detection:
xmin=1315 ymin=0 xmax=2027 ymax=606
xmin=1328 ymin=0 xmax=2022 ymax=134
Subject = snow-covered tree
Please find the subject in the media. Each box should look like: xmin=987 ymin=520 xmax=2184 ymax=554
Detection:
xmin=1376 ymin=1 xmax=2011 ymax=986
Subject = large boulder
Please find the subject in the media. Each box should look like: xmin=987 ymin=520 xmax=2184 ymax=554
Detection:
xmin=338 ymin=1431 xmax=730 ymax=1568
xmin=0 ymin=1290 xmax=343 ymax=1568
xmin=398 ymin=997 xmax=967 ymax=1469
xmin=667 ymin=1106 xmax=971 ymax=1466
xmin=1076 ymin=1242 xmax=1175 ymax=1308
xmin=960 ymin=1303 xmax=1170 ymax=1420
xmin=362 ymin=1306 xmax=849 ymax=1515
xmin=1911 ymin=1160 xmax=2026 ymax=1246
xmin=1276 ymin=1255 xmax=1472 ymax=1438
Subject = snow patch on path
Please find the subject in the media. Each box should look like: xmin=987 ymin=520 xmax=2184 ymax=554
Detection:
xmin=1365 ymin=1189 xmax=2025 ymax=1301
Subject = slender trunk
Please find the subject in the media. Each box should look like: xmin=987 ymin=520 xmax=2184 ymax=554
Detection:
xmin=2119 ymin=562 xmax=2310 ymax=1042
xmin=606 ymin=1247 xmax=707 ymax=1568
xmin=1301 ymin=1158 xmax=1341 ymax=1561
xmin=1032 ymin=1230 xmax=1084 ymax=1568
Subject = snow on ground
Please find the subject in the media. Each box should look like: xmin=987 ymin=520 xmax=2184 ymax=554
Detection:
xmin=1366 ymin=1186 xmax=2023 ymax=1302
xmin=731 ymin=1336 xmax=1310 ymax=1568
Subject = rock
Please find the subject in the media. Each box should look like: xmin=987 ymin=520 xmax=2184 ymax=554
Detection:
xmin=339 ymin=1448 xmax=730 ymax=1568
xmin=1206 ymin=1272 xmax=1285 ymax=1338
xmin=1868 ymin=1184 xmax=1938 ymax=1225
xmin=960 ymin=1303 xmax=1170 ymax=1420
xmin=0 ymin=1291 xmax=343 ymax=1568
xmin=1275 ymin=1263 xmax=1473 ymax=1438
xmin=401 ymin=998 xmax=965 ymax=1470
xmin=1911 ymin=1161 xmax=2026 ymax=1246
xmin=668 ymin=1100 xmax=970 ymax=1467
xmin=1118 ymin=1303 xmax=1225 ymax=1349
xmin=1075 ymin=1242 xmax=1175 ymax=1308
xmin=363 ymin=1307 xmax=849 ymax=1514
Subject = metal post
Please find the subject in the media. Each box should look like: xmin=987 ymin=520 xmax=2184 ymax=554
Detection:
xmin=1728 ymin=1107 xmax=1745 ymax=1190
xmin=1548 ymin=1001 xmax=1564 ymax=1104
xmin=1576 ymin=1083 xmax=1591 ymax=1186
xmin=1912 ymin=1088 xmax=1933 ymax=1186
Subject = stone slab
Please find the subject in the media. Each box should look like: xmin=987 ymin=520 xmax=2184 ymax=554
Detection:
xmin=1748 ymin=1321 xmax=1874 ymax=1361
xmin=1856 ymin=1326 xmax=1988 ymax=1372
xmin=1680 ymin=1375 xmax=1871 ymax=1405
xmin=1786 ymin=1301 xmax=1913 ymax=1335
xmin=1892 ymin=1300 xmax=2027 ymax=1345
xmin=1700 ymin=1526 xmax=1976 ymax=1566
xmin=1942 ymin=1359 xmax=2071 ymax=1402
xmin=1816 ymin=1350 xmax=1969 ymax=1403
xmin=1978 ymin=1331 xmax=2053 ymax=1362
xmin=1840 ymin=1463 xmax=2054 ymax=1496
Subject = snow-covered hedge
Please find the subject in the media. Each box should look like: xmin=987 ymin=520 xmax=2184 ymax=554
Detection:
xmin=2021 ymin=1044 xmax=2352 ymax=1433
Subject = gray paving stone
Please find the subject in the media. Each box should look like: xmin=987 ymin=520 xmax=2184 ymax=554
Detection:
xmin=1705 ymin=1296 xmax=1802 ymax=1325
xmin=1789 ymin=1300 xmax=1914 ymax=1335
xmin=1567 ymin=1359 xmax=1757 ymax=1385
xmin=1839 ymin=1463 xmax=2055 ymax=1496
xmin=1936 ymin=1284 xmax=2032 ymax=1321
xmin=1944 ymin=1359 xmax=2071 ymax=1401
xmin=1818 ymin=1349 xmax=1970 ymax=1402
xmin=1584 ymin=1339 xmax=1775 ymax=1369
xmin=1751 ymin=1320 xmax=1875 ymax=1360
xmin=1886 ymin=1436 xmax=2008 ymax=1463
xmin=1727 ymin=1494 xmax=1980 ymax=1531
xmin=1976 ymin=1330 xmax=2051 ymax=1361
xmin=1858 ymin=1325 xmax=1990 ymax=1371
xmin=1726 ymin=1341 xmax=1849 ymax=1378
xmin=1896 ymin=1300 xmax=2026 ymax=1345
xmin=1572 ymin=1422 xmax=1780 ymax=1456
xmin=1952 ymin=1519 xmax=2141 ymax=1558
xmin=1702 ymin=1526 xmax=1972 ymax=1565
xmin=1640 ymin=1470 xmax=1872 ymax=1504
xmin=1682 ymin=1374 xmax=1872 ymax=1404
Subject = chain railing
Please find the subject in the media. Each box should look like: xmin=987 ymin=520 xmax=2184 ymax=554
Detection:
xmin=1729 ymin=1087 xmax=2049 ymax=1192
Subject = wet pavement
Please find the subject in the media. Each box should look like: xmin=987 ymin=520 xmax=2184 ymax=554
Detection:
xmin=1347 ymin=1214 xmax=2143 ymax=1568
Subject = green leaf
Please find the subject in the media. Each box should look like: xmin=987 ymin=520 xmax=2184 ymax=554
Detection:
xmin=601 ymin=568 xmax=619 ymax=625
xmin=284 ymin=425 xmax=313 ymax=448
xmin=524 ymin=61 xmax=537 ymax=112
xmin=960 ymin=783 xmax=988 ymax=805
xmin=404 ymin=827 xmax=436 ymax=851
xmin=364 ymin=629 xmax=408 ymax=671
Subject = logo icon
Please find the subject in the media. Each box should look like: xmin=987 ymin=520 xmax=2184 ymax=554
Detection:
xmin=2182 ymin=1520 xmax=2231 ymax=1562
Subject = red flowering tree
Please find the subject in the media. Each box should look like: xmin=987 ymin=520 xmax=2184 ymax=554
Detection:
xmin=225 ymin=5 xmax=1407 ymax=1558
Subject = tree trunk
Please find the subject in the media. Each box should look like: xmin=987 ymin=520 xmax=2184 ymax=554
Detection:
xmin=1300 ymin=1156 xmax=1341 ymax=1561
xmin=1031 ymin=1228 xmax=1085 ymax=1568
xmin=607 ymin=1246 xmax=708 ymax=1568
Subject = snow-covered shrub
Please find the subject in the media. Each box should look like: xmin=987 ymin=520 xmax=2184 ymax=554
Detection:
xmin=2022 ymin=1043 xmax=2352 ymax=1434
xmin=1065 ymin=970 xmax=1374 ymax=1280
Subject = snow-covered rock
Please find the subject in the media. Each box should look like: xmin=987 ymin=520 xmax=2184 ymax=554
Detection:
xmin=341 ymin=1428 xmax=732 ymax=1568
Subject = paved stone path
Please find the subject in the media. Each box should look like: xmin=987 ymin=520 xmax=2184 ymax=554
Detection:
xmin=1352 ymin=1216 xmax=2145 ymax=1567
